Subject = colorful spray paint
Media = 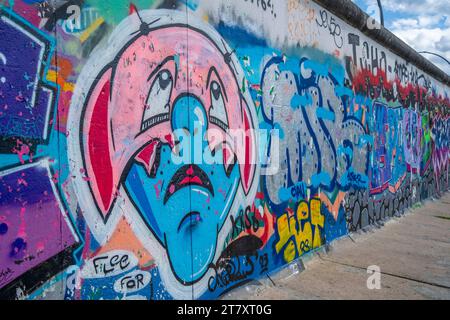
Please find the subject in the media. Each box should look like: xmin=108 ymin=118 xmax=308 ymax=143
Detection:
xmin=0 ymin=0 xmax=448 ymax=300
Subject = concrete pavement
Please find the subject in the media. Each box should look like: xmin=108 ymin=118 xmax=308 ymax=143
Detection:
xmin=222 ymin=193 xmax=450 ymax=300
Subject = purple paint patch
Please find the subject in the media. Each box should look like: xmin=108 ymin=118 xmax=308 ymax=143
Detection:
xmin=0 ymin=9 xmax=55 ymax=144
xmin=0 ymin=162 xmax=78 ymax=289
xmin=0 ymin=223 xmax=8 ymax=235
xmin=10 ymin=237 xmax=27 ymax=258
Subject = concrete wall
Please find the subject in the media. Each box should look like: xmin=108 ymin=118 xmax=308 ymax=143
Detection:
xmin=0 ymin=0 xmax=449 ymax=300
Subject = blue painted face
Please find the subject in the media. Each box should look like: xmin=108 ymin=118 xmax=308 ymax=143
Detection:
xmin=124 ymin=95 xmax=240 ymax=284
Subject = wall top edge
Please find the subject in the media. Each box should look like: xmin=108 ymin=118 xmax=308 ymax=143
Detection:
xmin=312 ymin=0 xmax=450 ymax=86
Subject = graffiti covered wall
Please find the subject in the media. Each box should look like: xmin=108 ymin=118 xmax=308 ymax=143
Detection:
xmin=0 ymin=0 xmax=449 ymax=300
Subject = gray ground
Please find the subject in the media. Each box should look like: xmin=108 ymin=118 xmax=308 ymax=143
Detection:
xmin=222 ymin=193 xmax=450 ymax=300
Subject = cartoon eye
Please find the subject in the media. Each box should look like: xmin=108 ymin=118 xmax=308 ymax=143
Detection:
xmin=141 ymin=69 xmax=173 ymax=131
xmin=209 ymin=81 xmax=228 ymax=131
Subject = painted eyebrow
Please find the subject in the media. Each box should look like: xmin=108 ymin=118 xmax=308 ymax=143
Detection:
xmin=147 ymin=55 xmax=178 ymax=85
xmin=206 ymin=66 xmax=228 ymax=103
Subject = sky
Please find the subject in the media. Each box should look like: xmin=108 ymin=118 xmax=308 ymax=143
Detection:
xmin=352 ymin=0 xmax=450 ymax=76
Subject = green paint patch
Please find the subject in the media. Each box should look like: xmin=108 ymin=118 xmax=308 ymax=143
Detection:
xmin=412 ymin=203 xmax=422 ymax=209
xmin=269 ymin=86 xmax=275 ymax=96
xmin=241 ymin=77 xmax=246 ymax=93
xmin=86 ymin=0 xmax=161 ymax=25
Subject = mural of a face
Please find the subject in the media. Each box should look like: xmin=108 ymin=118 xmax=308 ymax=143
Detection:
xmin=67 ymin=10 xmax=258 ymax=296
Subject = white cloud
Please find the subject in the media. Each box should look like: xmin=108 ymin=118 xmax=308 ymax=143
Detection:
xmin=436 ymin=35 xmax=450 ymax=52
xmin=417 ymin=15 xmax=444 ymax=28
xmin=374 ymin=0 xmax=450 ymax=16
xmin=392 ymin=27 xmax=450 ymax=75
xmin=388 ymin=15 xmax=444 ymax=29
xmin=392 ymin=18 xmax=420 ymax=29
xmin=354 ymin=0 xmax=450 ymax=75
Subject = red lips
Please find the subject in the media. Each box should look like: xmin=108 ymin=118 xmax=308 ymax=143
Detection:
xmin=180 ymin=175 xmax=203 ymax=186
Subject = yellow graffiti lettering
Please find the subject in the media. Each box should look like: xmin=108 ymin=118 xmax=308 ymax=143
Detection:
xmin=310 ymin=198 xmax=324 ymax=248
xmin=275 ymin=198 xmax=324 ymax=263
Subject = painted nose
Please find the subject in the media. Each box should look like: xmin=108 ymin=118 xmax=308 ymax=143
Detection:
xmin=171 ymin=94 xmax=207 ymax=136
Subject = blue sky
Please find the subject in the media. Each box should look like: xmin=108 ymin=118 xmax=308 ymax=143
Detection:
xmin=352 ymin=0 xmax=450 ymax=75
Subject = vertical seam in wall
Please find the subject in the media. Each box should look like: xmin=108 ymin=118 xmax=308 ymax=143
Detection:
xmin=185 ymin=3 xmax=194 ymax=300
xmin=54 ymin=22 xmax=63 ymax=300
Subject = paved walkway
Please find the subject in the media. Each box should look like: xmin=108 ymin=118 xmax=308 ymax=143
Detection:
xmin=223 ymin=193 xmax=450 ymax=300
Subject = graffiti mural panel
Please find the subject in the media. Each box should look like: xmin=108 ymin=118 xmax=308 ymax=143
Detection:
xmin=0 ymin=0 xmax=448 ymax=300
